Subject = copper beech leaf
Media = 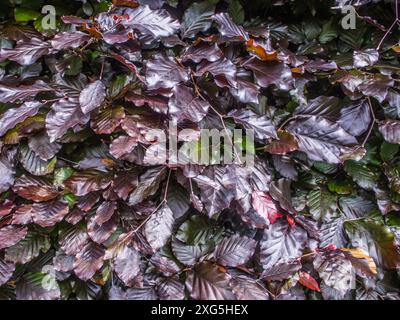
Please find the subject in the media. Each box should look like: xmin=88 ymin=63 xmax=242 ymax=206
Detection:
xmin=0 ymin=0 xmax=399 ymax=302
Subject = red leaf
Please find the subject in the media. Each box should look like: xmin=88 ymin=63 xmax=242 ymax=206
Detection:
xmin=252 ymin=191 xmax=282 ymax=224
xmin=298 ymin=271 xmax=321 ymax=292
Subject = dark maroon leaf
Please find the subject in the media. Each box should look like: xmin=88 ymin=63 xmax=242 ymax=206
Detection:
xmin=79 ymin=80 xmax=106 ymax=114
xmin=94 ymin=201 xmax=117 ymax=225
xmin=13 ymin=175 xmax=58 ymax=202
xmin=113 ymin=245 xmax=141 ymax=287
xmin=111 ymin=171 xmax=139 ymax=200
xmin=338 ymin=100 xmax=371 ymax=136
xmin=259 ymin=220 xmax=308 ymax=269
xmin=61 ymin=16 xmax=90 ymax=24
xmin=0 ymin=81 xmax=52 ymax=104
xmin=214 ymin=235 xmax=256 ymax=267
xmin=269 ymin=178 xmax=296 ymax=214
xmin=212 ymin=12 xmax=249 ymax=41
xmin=313 ymin=250 xmax=355 ymax=298
xmin=121 ymin=6 xmax=180 ymax=39
xmin=65 ymin=207 xmax=85 ymax=225
xmin=286 ymin=116 xmax=358 ymax=163
xmin=59 ymin=223 xmax=89 ymax=255
xmin=45 ymin=98 xmax=90 ymax=142
xmin=0 ymin=258 xmax=15 ymax=286
xmin=229 ymin=70 xmax=260 ymax=104
xmin=0 ymin=151 xmax=15 ymax=193
xmin=228 ymin=108 xmax=277 ymax=140
xmin=88 ymin=214 xmax=118 ymax=244
xmin=109 ymin=53 xmax=144 ymax=81
xmin=359 ymin=74 xmax=394 ymax=103
xmin=64 ymin=170 xmax=112 ymax=196
xmin=265 ymin=131 xmax=299 ymax=155
xmin=91 ymin=106 xmax=125 ymax=134
xmin=73 ymin=242 xmax=105 ymax=281
xmin=193 ymin=166 xmax=235 ymax=217
xmin=0 ymin=200 xmax=14 ymax=218
xmin=185 ymin=262 xmax=235 ymax=300
xmin=129 ymin=166 xmax=166 ymax=205
xmin=12 ymin=204 xmax=34 ymax=225
xmin=53 ymin=251 xmax=75 ymax=273
xmin=77 ymin=193 xmax=100 ymax=212
xmin=230 ymin=276 xmax=270 ymax=300
xmin=353 ymin=49 xmax=379 ymax=68
xmin=110 ymin=135 xmax=138 ymax=159
xmin=144 ymin=204 xmax=174 ymax=251
xmin=145 ymin=54 xmax=188 ymax=90
xmin=181 ymin=42 xmax=223 ymax=63
xmin=169 ymin=84 xmax=210 ymax=123
xmin=305 ymin=59 xmax=337 ymax=72
xmin=28 ymin=132 xmax=61 ymax=161
xmin=252 ymin=191 xmax=283 ymax=224
xmin=195 ymin=58 xmax=237 ymax=88
xmin=379 ymin=120 xmax=400 ymax=144
xmin=181 ymin=2 xmax=215 ymax=39
xmin=0 ymin=225 xmax=28 ymax=249
xmin=157 ymin=278 xmax=185 ymax=300
xmin=0 ymin=38 xmax=51 ymax=65
xmin=261 ymin=259 xmax=301 ymax=281
xmin=31 ymin=198 xmax=69 ymax=228
xmin=125 ymin=92 xmax=168 ymax=114
xmin=242 ymin=59 xmax=293 ymax=91
xmin=51 ymin=32 xmax=91 ymax=50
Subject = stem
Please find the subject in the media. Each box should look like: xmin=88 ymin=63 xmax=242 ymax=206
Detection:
xmin=131 ymin=200 xmax=166 ymax=234
xmin=376 ymin=19 xmax=398 ymax=50
xmin=278 ymin=116 xmax=294 ymax=130
xmin=361 ymin=97 xmax=376 ymax=147
xmin=190 ymin=72 xmax=243 ymax=165
xmin=99 ymin=57 xmax=105 ymax=80
xmin=57 ymin=156 xmax=79 ymax=165
xmin=163 ymin=169 xmax=172 ymax=202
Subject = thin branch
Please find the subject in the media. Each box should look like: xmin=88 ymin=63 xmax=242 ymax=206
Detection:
xmin=190 ymin=72 xmax=244 ymax=165
xmin=376 ymin=19 xmax=398 ymax=51
xmin=163 ymin=169 xmax=172 ymax=202
xmin=57 ymin=156 xmax=79 ymax=166
xmin=376 ymin=0 xmax=400 ymax=50
xmin=361 ymin=97 xmax=376 ymax=147
xmin=99 ymin=57 xmax=105 ymax=80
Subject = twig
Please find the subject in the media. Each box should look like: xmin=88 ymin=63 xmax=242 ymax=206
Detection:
xmin=57 ymin=156 xmax=79 ymax=165
xmin=163 ymin=169 xmax=172 ymax=202
xmin=99 ymin=57 xmax=105 ymax=80
xmin=376 ymin=0 xmax=400 ymax=50
xmin=190 ymin=72 xmax=243 ymax=165
xmin=361 ymin=97 xmax=376 ymax=147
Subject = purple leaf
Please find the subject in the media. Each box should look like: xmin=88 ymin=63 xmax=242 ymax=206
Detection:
xmin=79 ymin=80 xmax=106 ymax=114
xmin=73 ymin=242 xmax=105 ymax=281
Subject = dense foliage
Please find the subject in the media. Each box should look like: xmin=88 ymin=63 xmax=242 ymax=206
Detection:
xmin=0 ymin=0 xmax=400 ymax=300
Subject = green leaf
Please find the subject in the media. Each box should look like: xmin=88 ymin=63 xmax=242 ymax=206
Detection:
xmin=327 ymin=179 xmax=353 ymax=195
xmin=16 ymin=272 xmax=60 ymax=300
xmin=14 ymin=7 xmax=41 ymax=22
xmin=344 ymin=160 xmax=379 ymax=190
xmin=64 ymin=193 xmax=77 ymax=208
xmin=380 ymin=142 xmax=399 ymax=162
xmin=227 ymin=0 xmax=245 ymax=24
xmin=307 ymin=188 xmax=338 ymax=222
xmin=319 ymin=18 xmax=338 ymax=43
xmin=54 ymin=167 xmax=75 ymax=186
xmin=176 ymin=215 xmax=217 ymax=245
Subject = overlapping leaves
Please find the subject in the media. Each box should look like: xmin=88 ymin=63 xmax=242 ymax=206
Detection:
xmin=0 ymin=0 xmax=399 ymax=301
